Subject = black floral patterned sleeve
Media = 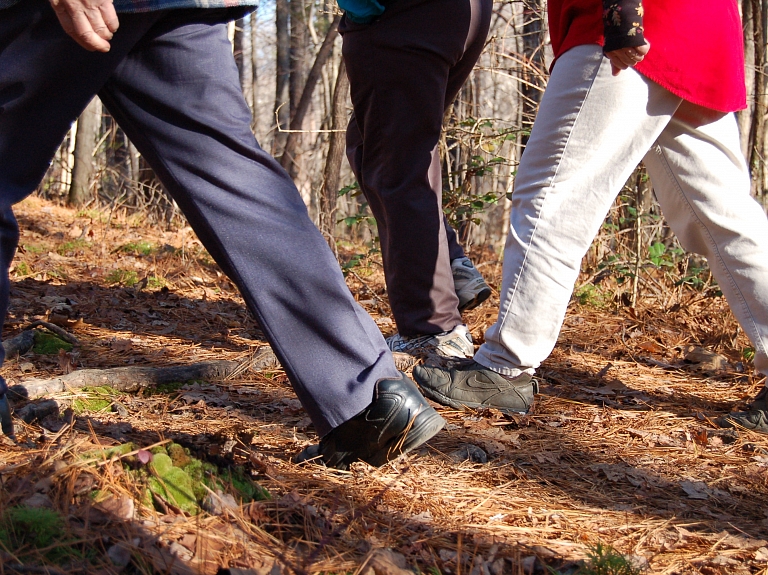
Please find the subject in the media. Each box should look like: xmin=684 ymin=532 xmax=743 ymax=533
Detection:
xmin=602 ymin=0 xmax=646 ymax=53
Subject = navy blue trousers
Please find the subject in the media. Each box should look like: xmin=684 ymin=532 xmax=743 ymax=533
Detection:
xmin=0 ymin=0 xmax=399 ymax=436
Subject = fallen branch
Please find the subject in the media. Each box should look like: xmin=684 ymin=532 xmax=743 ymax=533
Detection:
xmin=24 ymin=320 xmax=80 ymax=345
xmin=8 ymin=360 xmax=240 ymax=401
xmin=2 ymin=322 xmax=80 ymax=360
xmin=2 ymin=329 xmax=36 ymax=358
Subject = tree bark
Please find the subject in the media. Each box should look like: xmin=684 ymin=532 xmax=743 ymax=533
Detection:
xmin=273 ymin=0 xmax=291 ymax=155
xmin=748 ymin=0 xmax=767 ymax=205
xmin=7 ymin=347 xmax=281 ymax=401
xmin=233 ymin=17 xmax=247 ymax=96
xmin=250 ymin=13 xmax=259 ymax=113
xmin=68 ymin=97 xmax=101 ymax=207
xmin=520 ymin=0 xmax=545 ymax=142
xmin=318 ymin=59 xmax=349 ymax=241
xmin=279 ymin=13 xmax=342 ymax=176
xmin=738 ymin=0 xmax=755 ymax=159
xmin=289 ymin=0 xmax=310 ymax=118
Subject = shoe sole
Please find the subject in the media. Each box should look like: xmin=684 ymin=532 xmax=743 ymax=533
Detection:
xmin=417 ymin=384 xmax=530 ymax=416
xmin=364 ymin=407 xmax=445 ymax=467
xmin=458 ymin=286 xmax=492 ymax=313
xmin=718 ymin=413 xmax=768 ymax=434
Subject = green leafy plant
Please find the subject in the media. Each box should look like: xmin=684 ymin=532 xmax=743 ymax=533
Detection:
xmin=13 ymin=262 xmax=31 ymax=276
xmin=574 ymin=284 xmax=610 ymax=308
xmin=22 ymin=243 xmax=46 ymax=254
xmin=56 ymin=238 xmax=89 ymax=256
xmin=549 ymin=543 xmax=643 ymax=575
xmin=120 ymin=240 xmax=154 ymax=256
xmin=146 ymin=274 xmax=166 ymax=289
xmin=106 ymin=268 xmax=138 ymax=286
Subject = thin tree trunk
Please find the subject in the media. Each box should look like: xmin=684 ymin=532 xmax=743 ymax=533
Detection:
xmin=273 ymin=0 xmax=291 ymax=155
xmin=251 ymin=13 xmax=259 ymax=113
xmin=233 ymin=17 xmax=246 ymax=86
xmin=520 ymin=0 xmax=545 ymax=143
xmin=738 ymin=0 xmax=755 ymax=159
xmin=280 ymin=13 xmax=342 ymax=176
xmin=319 ymin=59 xmax=349 ymax=241
xmin=68 ymin=97 xmax=102 ymax=207
xmin=748 ymin=0 xmax=767 ymax=205
xmin=289 ymin=0 xmax=310 ymax=118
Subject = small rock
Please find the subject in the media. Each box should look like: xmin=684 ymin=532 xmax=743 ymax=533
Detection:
xmin=360 ymin=549 xmax=412 ymax=575
xmin=107 ymin=543 xmax=132 ymax=568
xmin=684 ymin=345 xmax=728 ymax=372
xmin=95 ymin=495 xmax=135 ymax=521
xmin=112 ymin=403 xmax=129 ymax=417
xmin=19 ymin=362 xmax=34 ymax=373
xmin=23 ymin=493 xmax=53 ymax=509
xmin=169 ymin=541 xmax=193 ymax=562
xmin=626 ymin=554 xmax=649 ymax=570
xmin=202 ymin=490 xmax=239 ymax=515
xmin=449 ymin=444 xmax=488 ymax=464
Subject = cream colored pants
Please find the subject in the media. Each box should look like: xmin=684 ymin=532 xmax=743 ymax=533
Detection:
xmin=475 ymin=45 xmax=768 ymax=378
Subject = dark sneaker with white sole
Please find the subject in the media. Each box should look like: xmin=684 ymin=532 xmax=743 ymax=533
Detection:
xmin=718 ymin=386 xmax=768 ymax=435
xmin=452 ymin=257 xmax=492 ymax=312
xmin=413 ymin=360 xmax=537 ymax=415
xmin=294 ymin=372 xmax=445 ymax=470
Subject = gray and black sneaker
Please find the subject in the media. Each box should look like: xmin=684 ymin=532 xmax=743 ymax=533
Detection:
xmin=386 ymin=324 xmax=474 ymax=359
xmin=412 ymin=360 xmax=537 ymax=415
xmin=452 ymin=257 xmax=492 ymax=312
xmin=718 ymin=386 xmax=768 ymax=435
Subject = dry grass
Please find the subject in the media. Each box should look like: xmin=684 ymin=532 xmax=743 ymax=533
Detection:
xmin=1 ymin=197 xmax=767 ymax=575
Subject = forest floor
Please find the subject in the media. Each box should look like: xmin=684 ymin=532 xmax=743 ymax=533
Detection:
xmin=1 ymin=196 xmax=767 ymax=575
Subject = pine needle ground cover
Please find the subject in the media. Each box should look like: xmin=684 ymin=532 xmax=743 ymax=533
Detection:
xmin=1 ymin=197 xmax=767 ymax=574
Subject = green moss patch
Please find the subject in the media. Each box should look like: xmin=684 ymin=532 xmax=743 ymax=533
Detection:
xmin=0 ymin=506 xmax=88 ymax=564
xmin=72 ymin=386 xmax=119 ymax=414
xmin=121 ymin=443 xmax=269 ymax=516
xmin=33 ymin=331 xmax=73 ymax=355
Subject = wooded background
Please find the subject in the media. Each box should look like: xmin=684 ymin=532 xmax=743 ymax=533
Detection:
xmin=39 ymin=0 xmax=768 ymax=271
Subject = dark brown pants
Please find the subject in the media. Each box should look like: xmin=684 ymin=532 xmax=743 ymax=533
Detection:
xmin=342 ymin=0 xmax=492 ymax=337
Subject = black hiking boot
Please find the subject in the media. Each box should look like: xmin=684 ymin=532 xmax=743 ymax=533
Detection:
xmin=412 ymin=360 xmax=537 ymax=415
xmin=294 ymin=373 xmax=445 ymax=470
xmin=718 ymin=386 xmax=768 ymax=435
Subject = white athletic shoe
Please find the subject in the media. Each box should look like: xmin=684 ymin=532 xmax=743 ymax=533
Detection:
xmin=386 ymin=324 xmax=474 ymax=359
xmin=451 ymin=257 xmax=492 ymax=312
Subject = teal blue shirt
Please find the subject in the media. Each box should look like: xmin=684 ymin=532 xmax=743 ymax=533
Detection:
xmin=338 ymin=0 xmax=384 ymax=23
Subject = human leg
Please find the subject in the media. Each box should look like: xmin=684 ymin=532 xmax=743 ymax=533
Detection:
xmin=96 ymin=15 xmax=442 ymax=449
xmin=341 ymin=0 xmax=489 ymax=337
xmin=471 ymin=46 xmax=681 ymax=375
xmin=0 ymin=0 xmax=161 ymax=436
xmin=414 ymin=46 xmax=681 ymax=408
xmin=642 ymin=105 xmax=768 ymax=433
xmin=645 ymin=107 xmax=768 ymax=377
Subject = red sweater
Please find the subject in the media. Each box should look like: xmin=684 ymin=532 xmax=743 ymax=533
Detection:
xmin=548 ymin=0 xmax=746 ymax=112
